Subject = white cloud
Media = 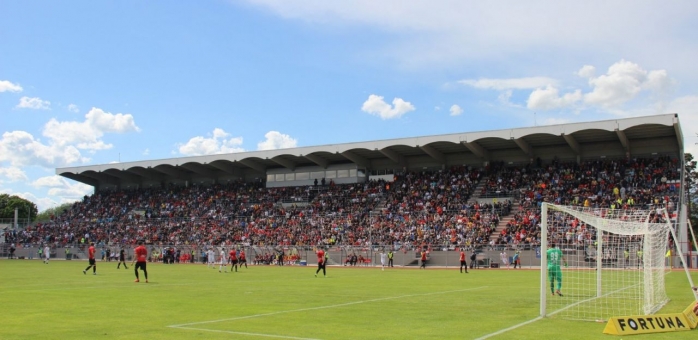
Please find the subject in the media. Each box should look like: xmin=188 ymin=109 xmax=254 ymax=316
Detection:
xmin=84 ymin=107 xmax=140 ymax=133
xmin=0 ymin=80 xmax=23 ymax=92
xmin=664 ymin=95 xmax=698 ymax=158
xmin=257 ymin=131 xmax=298 ymax=150
xmin=0 ymin=130 xmax=87 ymax=167
xmin=577 ymin=65 xmax=595 ymax=78
xmin=67 ymin=104 xmax=79 ymax=113
xmin=505 ymin=60 xmax=676 ymax=112
xmin=0 ymin=107 xmax=138 ymax=168
xmin=16 ymin=96 xmax=51 ymax=110
xmin=434 ymin=106 xmax=441 ymax=111
xmin=31 ymin=176 xmax=93 ymax=200
xmin=0 ymin=167 xmax=28 ymax=182
xmin=241 ymin=2 xmax=697 ymax=73
xmin=542 ymin=117 xmax=572 ymax=126
xmin=38 ymin=198 xmax=65 ymax=212
xmin=498 ymin=90 xmax=516 ymax=107
xmin=644 ymin=70 xmax=673 ymax=93
xmin=5 ymin=182 xmax=88 ymax=212
xmin=582 ymin=60 xmax=672 ymax=108
xmin=177 ymin=128 xmax=245 ymax=156
xmin=31 ymin=175 xmax=66 ymax=188
xmin=459 ymin=77 xmax=557 ymax=90
xmin=449 ymin=104 xmax=463 ymax=116
xmin=47 ymin=185 xmax=92 ymax=200
xmin=142 ymin=148 xmax=150 ymax=156
xmin=43 ymin=107 xmax=140 ymax=150
xmin=361 ymin=94 xmax=415 ymax=119
xmin=527 ymin=86 xmax=582 ymax=111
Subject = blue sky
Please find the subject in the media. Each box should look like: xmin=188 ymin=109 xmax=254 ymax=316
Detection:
xmin=2 ymin=0 xmax=698 ymax=212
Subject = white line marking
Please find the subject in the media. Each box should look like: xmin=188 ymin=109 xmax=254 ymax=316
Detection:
xmin=171 ymin=326 xmax=322 ymax=340
xmin=169 ymin=286 xmax=487 ymax=328
xmin=13 ymin=283 xmax=195 ymax=293
xmin=476 ymin=281 xmax=645 ymax=339
xmin=0 ymin=281 xmax=93 ymax=289
xmin=474 ymin=316 xmax=544 ymax=340
xmin=547 ymin=280 xmax=642 ymax=319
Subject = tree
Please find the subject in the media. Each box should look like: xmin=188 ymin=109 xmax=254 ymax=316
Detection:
xmin=0 ymin=194 xmax=38 ymax=223
xmin=35 ymin=202 xmax=74 ymax=222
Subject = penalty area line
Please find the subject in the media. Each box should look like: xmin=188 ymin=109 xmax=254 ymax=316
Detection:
xmin=476 ymin=281 xmax=645 ymax=339
xmin=474 ymin=316 xmax=544 ymax=340
xmin=168 ymin=286 xmax=487 ymax=328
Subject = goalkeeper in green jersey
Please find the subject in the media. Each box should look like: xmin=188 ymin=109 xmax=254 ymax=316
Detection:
xmin=547 ymin=243 xmax=568 ymax=297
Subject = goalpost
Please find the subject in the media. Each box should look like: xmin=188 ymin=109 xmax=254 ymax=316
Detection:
xmin=539 ymin=203 xmax=694 ymax=322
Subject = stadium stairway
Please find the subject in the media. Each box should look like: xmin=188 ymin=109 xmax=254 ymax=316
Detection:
xmin=470 ymin=176 xmax=488 ymax=199
xmin=369 ymin=195 xmax=388 ymax=216
xmin=489 ymin=201 xmax=520 ymax=242
xmin=468 ymin=176 xmax=522 ymax=243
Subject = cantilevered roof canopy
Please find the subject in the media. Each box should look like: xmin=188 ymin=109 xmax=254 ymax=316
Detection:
xmin=57 ymin=114 xmax=684 ymax=191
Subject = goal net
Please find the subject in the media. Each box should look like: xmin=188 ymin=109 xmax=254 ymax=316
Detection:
xmin=539 ymin=203 xmax=673 ymax=321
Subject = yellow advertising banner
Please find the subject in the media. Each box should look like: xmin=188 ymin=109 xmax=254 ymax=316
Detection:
xmin=682 ymin=302 xmax=698 ymax=329
xmin=603 ymin=313 xmax=692 ymax=335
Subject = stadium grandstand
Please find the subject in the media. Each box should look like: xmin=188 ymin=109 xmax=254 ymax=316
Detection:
xmin=2 ymin=113 xmax=692 ymax=268
xmin=55 ymin=114 xmax=685 ymax=192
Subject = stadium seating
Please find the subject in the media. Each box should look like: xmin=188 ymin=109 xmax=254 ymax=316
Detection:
xmin=6 ymin=157 xmax=680 ymax=255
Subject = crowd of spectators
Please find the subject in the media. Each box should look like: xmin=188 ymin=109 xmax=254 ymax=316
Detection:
xmin=366 ymin=166 xmax=511 ymax=250
xmin=491 ymin=156 xmax=681 ymax=249
xmin=251 ymin=251 xmax=300 ymax=265
xmin=3 ymin=156 xmax=681 ymax=255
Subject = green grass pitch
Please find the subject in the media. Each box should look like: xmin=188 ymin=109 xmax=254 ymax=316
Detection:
xmin=1 ymin=260 xmax=696 ymax=339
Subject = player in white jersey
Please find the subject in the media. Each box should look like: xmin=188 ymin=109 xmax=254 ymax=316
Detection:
xmin=218 ymin=248 xmax=227 ymax=273
xmin=43 ymin=245 xmax=50 ymax=264
xmin=207 ymin=249 xmax=216 ymax=268
xmin=500 ymin=250 xmax=509 ymax=269
xmin=380 ymin=251 xmax=387 ymax=271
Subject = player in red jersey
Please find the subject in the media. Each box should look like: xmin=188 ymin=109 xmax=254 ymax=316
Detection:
xmin=132 ymin=240 xmax=148 ymax=283
xmin=314 ymin=247 xmax=326 ymax=277
xmin=83 ymin=242 xmax=97 ymax=275
xmin=459 ymin=248 xmax=468 ymax=273
xmin=229 ymin=248 xmax=238 ymax=272
xmin=238 ymin=249 xmax=247 ymax=269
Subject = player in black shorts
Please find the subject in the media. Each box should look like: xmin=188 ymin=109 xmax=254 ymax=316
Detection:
xmin=238 ymin=249 xmax=247 ymax=269
xmin=229 ymin=249 xmax=238 ymax=272
xmin=117 ymin=248 xmax=128 ymax=269
xmin=83 ymin=242 xmax=97 ymax=275
xmin=133 ymin=241 xmax=148 ymax=283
